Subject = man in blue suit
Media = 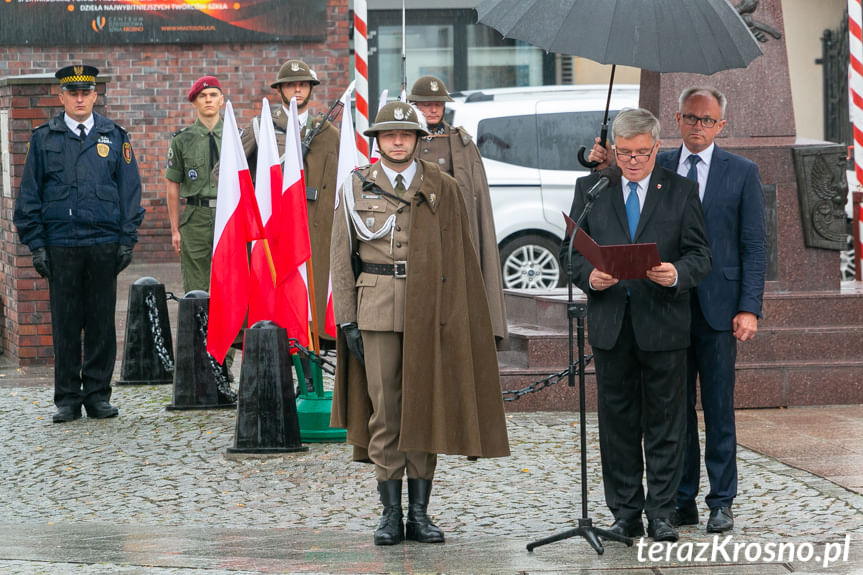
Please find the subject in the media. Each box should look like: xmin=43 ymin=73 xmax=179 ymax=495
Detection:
xmin=659 ymin=87 xmax=766 ymax=533
xmin=587 ymin=88 xmax=767 ymax=534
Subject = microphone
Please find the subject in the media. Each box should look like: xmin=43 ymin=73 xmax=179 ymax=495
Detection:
xmin=585 ymin=166 xmax=622 ymax=202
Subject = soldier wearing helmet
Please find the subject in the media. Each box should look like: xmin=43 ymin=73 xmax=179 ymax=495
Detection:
xmin=330 ymin=100 xmax=510 ymax=547
xmin=409 ymin=75 xmax=508 ymax=342
xmin=241 ymin=59 xmax=339 ymax=346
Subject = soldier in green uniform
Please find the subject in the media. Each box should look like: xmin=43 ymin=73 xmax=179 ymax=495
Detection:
xmin=409 ymin=75 xmax=508 ymax=343
xmin=165 ymin=76 xmax=236 ymax=376
xmin=165 ymin=76 xmax=224 ymax=293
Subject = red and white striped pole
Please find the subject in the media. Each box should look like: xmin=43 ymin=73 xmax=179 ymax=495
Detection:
xmin=851 ymin=0 xmax=863 ymax=279
xmin=354 ymin=0 xmax=370 ymax=164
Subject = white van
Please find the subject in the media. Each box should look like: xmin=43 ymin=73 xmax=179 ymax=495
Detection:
xmin=446 ymin=85 xmax=640 ymax=289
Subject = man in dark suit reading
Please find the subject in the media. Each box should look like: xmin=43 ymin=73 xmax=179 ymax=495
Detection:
xmin=561 ymin=108 xmax=711 ymax=542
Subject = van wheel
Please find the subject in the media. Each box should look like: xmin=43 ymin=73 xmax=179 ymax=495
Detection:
xmin=500 ymin=235 xmax=562 ymax=289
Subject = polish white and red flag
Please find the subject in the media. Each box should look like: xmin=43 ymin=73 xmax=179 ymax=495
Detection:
xmin=325 ymin=82 xmax=359 ymax=337
xmin=273 ymin=97 xmax=312 ymax=346
xmin=207 ymin=101 xmax=266 ymax=364
xmin=248 ymin=99 xmax=282 ymax=326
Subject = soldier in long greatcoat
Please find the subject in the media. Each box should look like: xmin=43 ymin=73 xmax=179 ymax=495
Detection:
xmin=330 ymin=101 xmax=510 ymax=546
xmin=242 ymin=59 xmax=339 ymax=345
xmin=409 ymin=75 xmax=508 ymax=342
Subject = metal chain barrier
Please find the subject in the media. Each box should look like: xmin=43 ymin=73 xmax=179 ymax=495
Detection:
xmin=500 ymin=354 xmax=593 ymax=402
xmin=280 ymin=332 xmax=586 ymax=400
xmin=144 ymin=291 xmax=175 ymax=373
xmin=194 ymin=308 xmax=238 ymax=403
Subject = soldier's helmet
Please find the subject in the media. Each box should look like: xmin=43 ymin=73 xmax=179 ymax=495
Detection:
xmin=363 ymin=101 xmax=430 ymax=137
xmin=408 ymin=75 xmax=454 ymax=102
xmin=270 ymin=59 xmax=321 ymax=88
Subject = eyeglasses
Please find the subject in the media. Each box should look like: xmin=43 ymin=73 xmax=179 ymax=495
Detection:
xmin=681 ymin=114 xmax=720 ymax=128
xmin=614 ymin=143 xmax=656 ymax=164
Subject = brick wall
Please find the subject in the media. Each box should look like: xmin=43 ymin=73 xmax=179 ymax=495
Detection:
xmin=0 ymin=0 xmax=349 ymax=364
xmin=1 ymin=0 xmax=349 ymax=264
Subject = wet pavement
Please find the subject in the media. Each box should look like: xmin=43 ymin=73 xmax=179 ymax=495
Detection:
xmin=0 ymin=262 xmax=860 ymax=574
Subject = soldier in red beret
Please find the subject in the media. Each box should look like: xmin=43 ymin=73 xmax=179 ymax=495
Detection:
xmin=164 ymin=76 xmax=234 ymax=375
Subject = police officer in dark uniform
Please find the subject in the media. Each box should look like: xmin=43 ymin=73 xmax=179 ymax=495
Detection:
xmin=14 ymin=65 xmax=145 ymax=423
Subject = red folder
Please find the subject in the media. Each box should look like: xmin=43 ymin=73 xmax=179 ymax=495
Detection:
xmin=563 ymin=212 xmax=661 ymax=280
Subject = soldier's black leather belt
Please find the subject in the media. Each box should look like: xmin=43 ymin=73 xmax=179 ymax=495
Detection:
xmin=361 ymin=261 xmax=407 ymax=278
xmin=184 ymin=197 xmax=217 ymax=207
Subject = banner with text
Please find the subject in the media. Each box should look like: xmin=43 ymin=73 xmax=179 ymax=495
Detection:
xmin=0 ymin=0 xmax=326 ymax=45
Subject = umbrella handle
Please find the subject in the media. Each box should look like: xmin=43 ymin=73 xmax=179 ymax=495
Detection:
xmin=577 ymin=125 xmax=608 ymax=169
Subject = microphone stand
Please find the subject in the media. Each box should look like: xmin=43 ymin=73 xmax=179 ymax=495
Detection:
xmin=526 ymin=186 xmax=632 ymax=555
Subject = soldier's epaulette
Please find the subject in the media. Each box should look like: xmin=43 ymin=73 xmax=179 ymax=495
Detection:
xmin=32 ymin=122 xmax=49 ymax=133
xmin=116 ymin=124 xmax=129 ymax=135
xmin=453 ymin=125 xmax=473 ymax=145
xmin=172 ymin=126 xmax=190 ymax=138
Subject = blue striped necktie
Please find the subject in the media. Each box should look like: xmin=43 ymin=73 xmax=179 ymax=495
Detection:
xmin=625 ymin=181 xmax=640 ymax=241
xmin=686 ymin=154 xmax=701 ymax=182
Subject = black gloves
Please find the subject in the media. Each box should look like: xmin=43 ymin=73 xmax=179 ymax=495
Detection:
xmin=342 ymin=322 xmax=365 ymax=367
xmin=31 ymin=247 xmax=50 ymax=279
xmin=116 ymin=244 xmax=134 ymax=274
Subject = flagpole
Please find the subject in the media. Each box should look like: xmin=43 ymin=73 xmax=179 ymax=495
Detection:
xmin=261 ymin=239 xmax=277 ymax=285
xmin=400 ymin=0 xmax=407 ymax=99
xmin=305 ymin=258 xmax=321 ymax=354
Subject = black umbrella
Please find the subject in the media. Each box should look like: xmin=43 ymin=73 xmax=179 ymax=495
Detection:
xmin=476 ymin=0 xmax=762 ymax=166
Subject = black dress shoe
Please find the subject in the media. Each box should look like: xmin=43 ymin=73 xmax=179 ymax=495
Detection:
xmin=707 ymin=506 xmax=734 ymax=533
xmin=669 ymin=503 xmax=699 ymax=527
xmin=85 ymin=401 xmax=119 ymax=419
xmin=647 ymin=518 xmax=679 ymax=542
xmin=52 ymin=405 xmax=82 ymax=423
xmin=604 ymin=517 xmax=645 ymax=538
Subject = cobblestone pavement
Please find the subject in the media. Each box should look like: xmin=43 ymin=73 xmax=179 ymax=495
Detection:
xmin=0 ymin=379 xmax=861 ymax=574
xmin=1 ymin=262 xmax=861 ymax=573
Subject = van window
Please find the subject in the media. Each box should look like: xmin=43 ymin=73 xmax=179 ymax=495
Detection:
xmin=537 ymin=111 xmax=620 ymax=171
xmin=476 ymin=115 xmax=539 ymax=169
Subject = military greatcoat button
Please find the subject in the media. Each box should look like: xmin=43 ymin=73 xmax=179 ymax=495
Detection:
xmin=396 ymin=242 xmax=402 ymax=248
xmin=395 ymin=225 xmax=401 ymax=231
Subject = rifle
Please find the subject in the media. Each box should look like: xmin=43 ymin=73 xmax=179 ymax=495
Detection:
xmin=301 ymin=97 xmax=344 ymax=161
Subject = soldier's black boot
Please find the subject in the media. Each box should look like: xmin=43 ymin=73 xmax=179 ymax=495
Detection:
xmin=374 ymin=480 xmax=404 ymax=546
xmin=406 ymin=478 xmax=445 ymax=543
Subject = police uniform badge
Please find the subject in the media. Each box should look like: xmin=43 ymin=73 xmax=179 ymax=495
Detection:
xmin=188 ymin=169 xmax=198 ymax=181
xmin=96 ymin=143 xmax=109 ymax=158
xmin=123 ymin=142 xmax=132 ymax=164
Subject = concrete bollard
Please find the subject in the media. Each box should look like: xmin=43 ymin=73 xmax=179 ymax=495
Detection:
xmin=166 ymin=290 xmax=236 ymax=410
xmin=227 ymin=321 xmax=308 ymax=454
xmin=117 ymin=277 xmax=174 ymax=385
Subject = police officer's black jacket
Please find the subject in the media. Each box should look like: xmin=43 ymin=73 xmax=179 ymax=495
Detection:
xmin=14 ymin=112 xmax=145 ymax=250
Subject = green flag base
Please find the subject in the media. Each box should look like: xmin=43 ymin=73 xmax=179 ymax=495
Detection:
xmin=293 ymin=353 xmax=346 ymax=443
